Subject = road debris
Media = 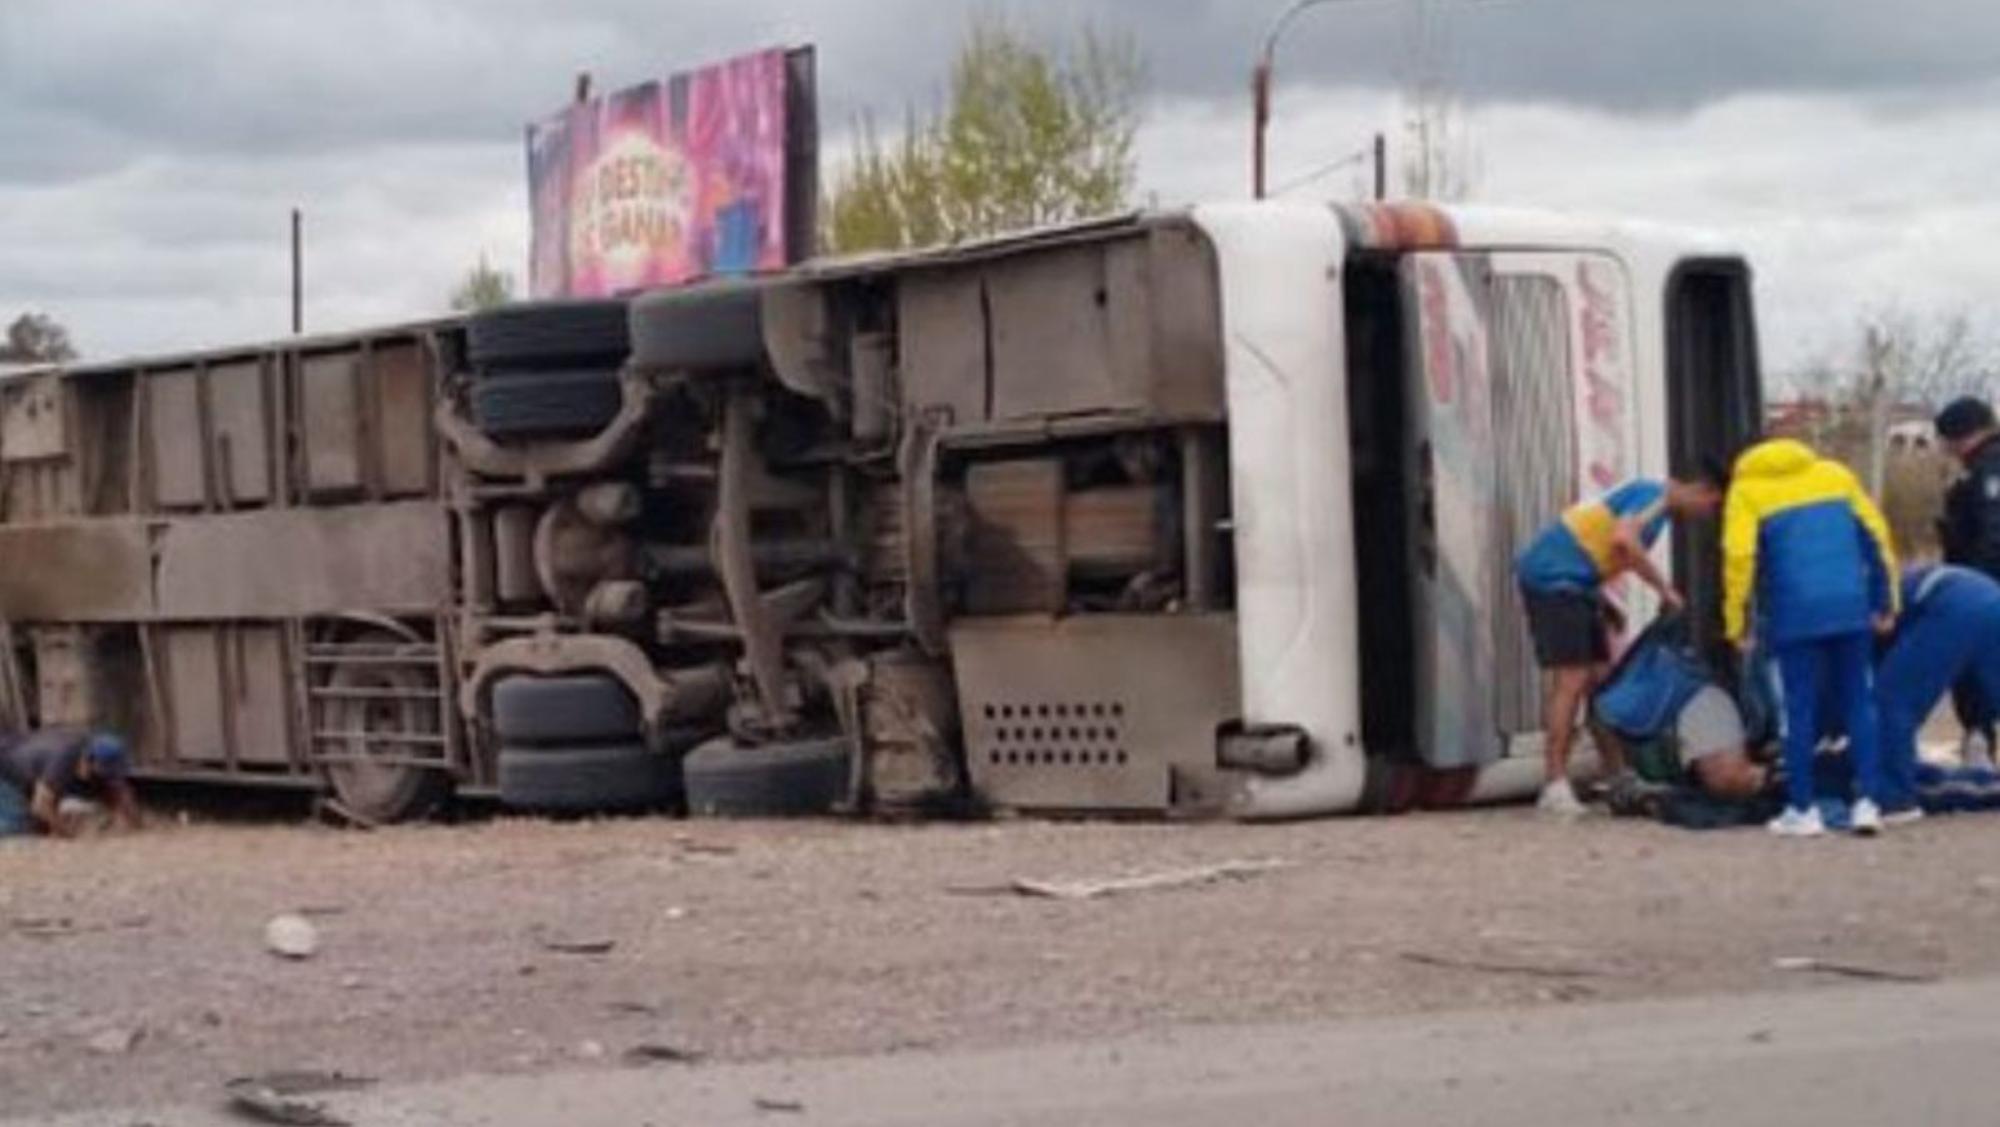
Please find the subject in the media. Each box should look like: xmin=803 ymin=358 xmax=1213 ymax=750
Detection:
xmin=264 ymin=915 xmax=320 ymax=960
xmin=607 ymin=1001 xmax=662 ymax=1017
xmin=955 ymin=859 xmax=1293 ymax=901
xmin=673 ymin=837 xmax=738 ymax=857
xmin=537 ymin=935 xmax=616 ymax=956
xmin=622 ymin=1042 xmax=705 ymax=1066
xmin=754 ymin=1097 xmax=806 ymax=1113
xmin=1400 ymin=951 xmax=1609 ymax=981
xmin=223 ymin=1071 xmax=374 ymax=1126
xmin=12 ymin=914 xmax=151 ymax=940
xmin=1771 ymin=956 xmax=1938 ymax=984
xmin=12 ymin=916 xmax=75 ymax=939
xmin=86 ymin=1026 xmax=143 ymax=1055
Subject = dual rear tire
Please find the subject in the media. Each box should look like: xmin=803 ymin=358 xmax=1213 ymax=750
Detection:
xmin=491 ymin=674 xmax=677 ymax=814
xmin=464 ymin=300 xmax=630 ymax=441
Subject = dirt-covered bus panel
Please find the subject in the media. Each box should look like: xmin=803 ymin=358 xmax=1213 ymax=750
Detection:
xmin=0 ymin=322 xmax=468 ymax=821
xmin=0 ymin=202 xmax=1761 ymax=824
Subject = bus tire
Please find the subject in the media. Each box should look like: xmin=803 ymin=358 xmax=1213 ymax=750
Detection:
xmin=491 ymin=674 xmax=642 ymax=746
xmin=497 ymin=741 xmax=678 ymax=813
xmin=321 ymin=631 xmax=451 ymax=825
xmin=628 ymin=282 xmax=764 ymax=372
xmin=470 ymin=369 xmax=623 ymax=438
xmin=683 ymin=736 xmax=850 ymax=818
xmin=466 ymin=299 xmax=630 ymax=372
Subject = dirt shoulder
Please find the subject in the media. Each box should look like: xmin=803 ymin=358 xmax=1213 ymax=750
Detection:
xmin=4 ymin=807 xmax=1998 ymax=1117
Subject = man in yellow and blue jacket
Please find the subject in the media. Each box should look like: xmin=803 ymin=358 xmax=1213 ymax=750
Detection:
xmin=1722 ymin=438 xmax=1899 ymax=838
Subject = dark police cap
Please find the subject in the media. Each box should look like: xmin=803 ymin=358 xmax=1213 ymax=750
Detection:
xmin=1935 ymin=397 xmax=1996 ymax=441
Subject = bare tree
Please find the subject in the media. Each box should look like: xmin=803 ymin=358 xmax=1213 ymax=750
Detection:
xmin=1394 ymin=0 xmax=1480 ymax=201
xmin=1399 ymin=83 xmax=1480 ymax=201
xmin=0 ymin=312 xmax=77 ymax=364
xmin=1785 ymin=309 xmax=1995 ymax=496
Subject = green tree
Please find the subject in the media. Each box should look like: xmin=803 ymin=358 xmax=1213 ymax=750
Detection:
xmin=826 ymin=17 xmax=1146 ymax=254
xmin=450 ymin=255 xmax=516 ymax=312
xmin=0 ymin=312 xmax=77 ymax=364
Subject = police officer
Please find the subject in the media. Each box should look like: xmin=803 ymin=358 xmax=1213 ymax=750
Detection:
xmin=1934 ymin=397 xmax=2000 ymax=761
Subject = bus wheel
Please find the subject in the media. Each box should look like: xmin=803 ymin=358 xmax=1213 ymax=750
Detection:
xmin=683 ymin=736 xmax=851 ymax=818
xmin=321 ymin=633 xmax=451 ymax=824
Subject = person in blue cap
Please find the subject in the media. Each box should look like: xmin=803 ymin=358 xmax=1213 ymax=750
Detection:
xmin=1875 ymin=564 xmax=2000 ymax=822
xmin=1934 ymin=397 xmax=2000 ymax=762
xmin=0 ymin=729 xmax=140 ymax=838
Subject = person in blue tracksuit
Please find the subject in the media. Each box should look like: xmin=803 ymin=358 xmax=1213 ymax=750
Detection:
xmin=1875 ymin=565 xmax=2000 ymax=821
xmin=1723 ymin=438 xmax=1900 ymax=838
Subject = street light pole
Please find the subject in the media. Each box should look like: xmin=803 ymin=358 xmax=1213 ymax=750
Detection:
xmin=1253 ymin=0 xmax=1489 ymax=200
xmin=1253 ymin=0 xmax=1359 ymax=199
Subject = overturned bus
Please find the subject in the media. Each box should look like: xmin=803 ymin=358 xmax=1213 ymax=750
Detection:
xmin=0 ymin=201 xmax=1760 ymax=822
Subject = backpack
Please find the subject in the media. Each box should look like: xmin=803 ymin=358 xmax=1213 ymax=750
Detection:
xmin=1592 ymin=612 xmax=1711 ymax=744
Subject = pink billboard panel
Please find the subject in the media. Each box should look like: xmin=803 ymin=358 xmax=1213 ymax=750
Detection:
xmin=528 ymin=49 xmax=797 ymax=298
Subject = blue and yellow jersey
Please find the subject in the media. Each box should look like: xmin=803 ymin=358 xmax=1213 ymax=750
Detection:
xmin=1516 ymin=479 xmax=1670 ymax=594
xmin=1721 ymin=439 xmax=1899 ymax=645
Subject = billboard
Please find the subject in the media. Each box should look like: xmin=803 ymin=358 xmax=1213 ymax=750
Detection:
xmin=527 ymin=47 xmax=817 ymax=298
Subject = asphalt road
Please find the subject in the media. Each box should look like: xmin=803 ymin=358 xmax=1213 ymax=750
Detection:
xmin=21 ymin=975 xmax=1996 ymax=1126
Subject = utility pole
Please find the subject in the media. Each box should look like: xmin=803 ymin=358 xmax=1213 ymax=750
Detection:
xmin=290 ymin=208 xmax=303 ymax=336
xmin=1372 ymin=132 xmax=1387 ymax=200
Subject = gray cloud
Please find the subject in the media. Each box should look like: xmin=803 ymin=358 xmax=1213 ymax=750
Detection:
xmin=5 ymin=0 xmax=2000 ymax=367
xmin=6 ymin=0 xmax=1999 ymax=186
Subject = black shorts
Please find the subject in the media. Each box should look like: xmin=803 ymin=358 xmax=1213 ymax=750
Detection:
xmin=1521 ymin=588 xmax=1609 ymax=668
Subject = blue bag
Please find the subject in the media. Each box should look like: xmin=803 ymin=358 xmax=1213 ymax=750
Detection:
xmin=1592 ymin=613 xmax=1711 ymax=743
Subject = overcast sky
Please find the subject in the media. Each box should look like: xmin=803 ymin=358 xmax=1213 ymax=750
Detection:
xmin=4 ymin=0 xmax=1999 ymax=372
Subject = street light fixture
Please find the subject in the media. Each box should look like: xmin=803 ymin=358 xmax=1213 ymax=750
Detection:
xmin=1253 ymin=0 xmax=1374 ymax=200
xmin=1252 ymin=0 xmax=1491 ymax=200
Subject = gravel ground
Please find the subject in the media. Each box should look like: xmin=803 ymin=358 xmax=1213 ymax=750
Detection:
xmin=5 ymin=804 xmax=2000 ymax=1117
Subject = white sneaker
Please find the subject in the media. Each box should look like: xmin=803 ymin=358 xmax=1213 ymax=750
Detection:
xmin=1850 ymin=798 xmax=1883 ymax=836
xmin=1537 ymin=779 xmax=1587 ymax=819
xmin=1883 ymin=805 xmax=1926 ymax=827
xmin=1965 ymin=732 xmax=1995 ymax=771
xmin=1768 ymin=806 xmax=1826 ymax=838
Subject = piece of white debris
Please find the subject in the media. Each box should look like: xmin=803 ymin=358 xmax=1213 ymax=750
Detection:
xmin=1005 ymin=859 xmax=1293 ymax=901
xmin=265 ymin=914 xmax=321 ymax=960
xmin=86 ymin=1026 xmax=142 ymax=1055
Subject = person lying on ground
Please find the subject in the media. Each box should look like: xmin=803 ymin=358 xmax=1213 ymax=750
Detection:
xmin=1592 ymin=629 xmax=1771 ymax=809
xmin=1875 ymin=564 xmax=2000 ymax=825
xmin=0 ymin=729 xmax=139 ymax=839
